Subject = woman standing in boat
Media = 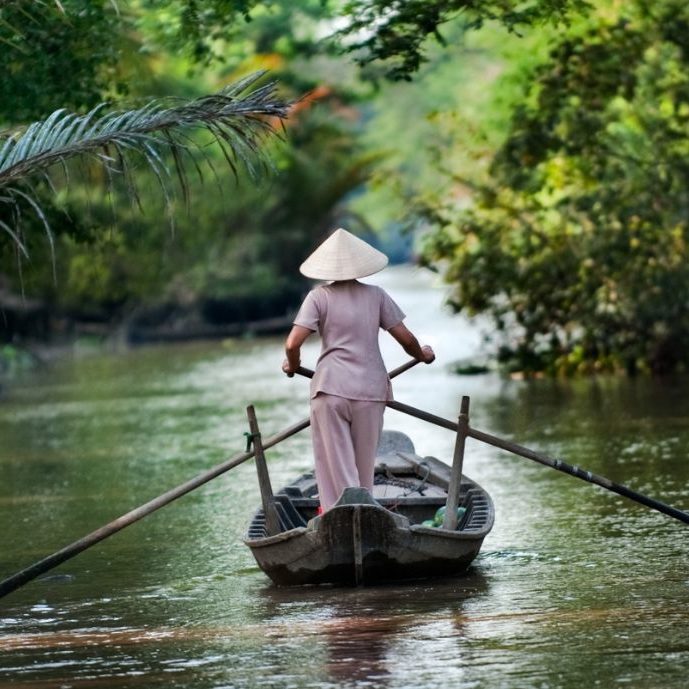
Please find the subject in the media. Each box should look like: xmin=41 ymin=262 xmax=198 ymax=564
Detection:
xmin=282 ymin=228 xmax=435 ymax=512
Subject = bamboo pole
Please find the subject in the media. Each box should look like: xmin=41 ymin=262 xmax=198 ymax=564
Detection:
xmin=246 ymin=405 xmax=281 ymax=536
xmin=387 ymin=399 xmax=689 ymax=526
xmin=301 ymin=365 xmax=688 ymax=525
xmin=442 ymin=396 xmax=470 ymax=530
xmin=0 ymin=417 xmax=310 ymax=599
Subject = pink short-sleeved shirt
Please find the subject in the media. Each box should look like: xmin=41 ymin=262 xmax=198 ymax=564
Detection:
xmin=293 ymin=280 xmax=405 ymax=402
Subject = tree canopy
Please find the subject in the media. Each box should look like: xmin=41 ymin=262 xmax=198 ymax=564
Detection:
xmin=135 ymin=0 xmax=589 ymax=79
xmin=0 ymin=1 xmax=125 ymax=122
xmin=0 ymin=74 xmax=288 ymax=259
xmin=6 ymin=0 xmax=689 ymax=377
xmin=0 ymin=0 xmax=382 ymax=339
xmin=422 ymin=0 xmax=689 ymax=375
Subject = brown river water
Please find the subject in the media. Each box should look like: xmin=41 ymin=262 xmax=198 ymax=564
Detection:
xmin=1 ymin=266 xmax=689 ymax=688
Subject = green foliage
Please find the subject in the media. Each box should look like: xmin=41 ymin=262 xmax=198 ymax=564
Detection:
xmin=0 ymin=73 xmax=289 ymax=265
xmin=132 ymin=0 xmax=590 ymax=80
xmin=0 ymin=0 xmax=603 ymax=344
xmin=353 ymin=20 xmax=553 ymax=229
xmin=422 ymin=0 xmax=689 ymax=375
xmin=0 ymin=0 xmax=125 ymax=122
xmin=2 ymin=99 xmax=375 ymax=330
xmin=0 ymin=0 xmax=373 ymax=340
xmin=338 ymin=0 xmax=590 ymax=80
xmin=135 ymin=0 xmax=333 ymax=68
xmin=143 ymin=100 xmax=378 ymax=313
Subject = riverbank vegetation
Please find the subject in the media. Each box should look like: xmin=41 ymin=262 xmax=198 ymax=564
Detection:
xmin=421 ymin=0 xmax=689 ymax=376
xmin=2 ymin=1 xmax=688 ymax=376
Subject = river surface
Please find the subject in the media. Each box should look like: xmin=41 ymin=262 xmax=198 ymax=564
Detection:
xmin=1 ymin=266 xmax=689 ymax=689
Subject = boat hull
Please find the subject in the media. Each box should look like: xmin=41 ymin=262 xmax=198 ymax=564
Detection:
xmin=244 ymin=430 xmax=494 ymax=586
xmin=248 ymin=500 xmax=484 ymax=586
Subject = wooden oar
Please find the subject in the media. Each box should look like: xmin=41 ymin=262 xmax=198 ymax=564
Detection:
xmin=386 ymin=399 xmax=689 ymax=526
xmin=0 ymin=358 xmax=421 ymax=599
xmin=296 ymin=364 xmax=688 ymax=524
xmin=0 ymin=417 xmax=309 ymax=599
xmin=295 ymin=358 xmax=420 ymax=381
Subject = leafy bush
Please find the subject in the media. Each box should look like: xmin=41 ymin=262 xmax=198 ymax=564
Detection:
xmin=423 ymin=1 xmax=689 ymax=375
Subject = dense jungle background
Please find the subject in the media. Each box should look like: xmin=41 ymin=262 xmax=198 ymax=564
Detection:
xmin=2 ymin=0 xmax=689 ymax=377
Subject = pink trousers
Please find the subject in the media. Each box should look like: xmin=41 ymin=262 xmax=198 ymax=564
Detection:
xmin=310 ymin=393 xmax=386 ymax=511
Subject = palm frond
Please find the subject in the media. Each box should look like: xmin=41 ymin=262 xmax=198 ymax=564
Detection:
xmin=0 ymin=70 xmax=291 ymax=253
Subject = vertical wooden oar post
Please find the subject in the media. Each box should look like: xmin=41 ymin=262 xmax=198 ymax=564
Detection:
xmin=443 ymin=396 xmax=470 ymax=530
xmin=246 ymin=405 xmax=281 ymax=536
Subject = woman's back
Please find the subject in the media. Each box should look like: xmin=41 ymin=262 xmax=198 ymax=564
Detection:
xmin=294 ymin=280 xmax=404 ymax=402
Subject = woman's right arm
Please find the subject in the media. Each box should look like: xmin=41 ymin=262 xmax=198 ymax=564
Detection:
xmin=283 ymin=325 xmax=314 ymax=376
xmin=387 ymin=323 xmax=435 ymax=363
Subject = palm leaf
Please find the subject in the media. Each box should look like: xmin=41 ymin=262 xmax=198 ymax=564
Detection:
xmin=0 ymin=70 xmax=290 ymax=254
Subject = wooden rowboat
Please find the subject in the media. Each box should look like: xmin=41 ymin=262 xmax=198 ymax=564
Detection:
xmin=2 ymin=357 xmax=686 ymax=600
xmin=244 ymin=429 xmax=494 ymax=586
xmin=3 ymin=378 xmax=685 ymax=600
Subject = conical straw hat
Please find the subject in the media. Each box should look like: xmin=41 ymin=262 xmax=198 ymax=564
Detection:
xmin=299 ymin=228 xmax=388 ymax=280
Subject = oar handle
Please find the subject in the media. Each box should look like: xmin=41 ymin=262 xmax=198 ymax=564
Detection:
xmin=388 ymin=358 xmax=423 ymax=379
xmin=295 ymin=358 xmax=421 ymax=381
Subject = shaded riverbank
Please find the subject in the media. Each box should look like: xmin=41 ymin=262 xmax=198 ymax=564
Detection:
xmin=0 ymin=282 xmax=303 ymax=351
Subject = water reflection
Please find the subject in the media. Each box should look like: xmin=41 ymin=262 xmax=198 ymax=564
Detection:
xmin=256 ymin=572 xmax=489 ymax=687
